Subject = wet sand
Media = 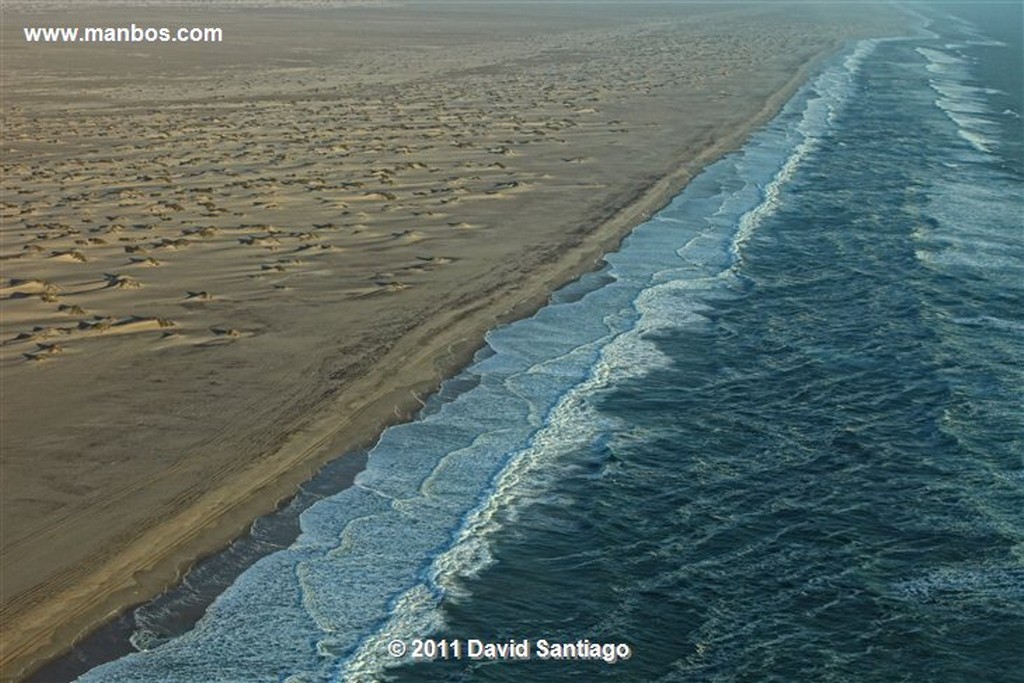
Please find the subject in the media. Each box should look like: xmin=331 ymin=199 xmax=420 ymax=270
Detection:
xmin=0 ymin=2 xmax=907 ymax=679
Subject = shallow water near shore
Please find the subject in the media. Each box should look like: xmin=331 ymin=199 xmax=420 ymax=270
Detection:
xmin=72 ymin=6 xmax=1022 ymax=682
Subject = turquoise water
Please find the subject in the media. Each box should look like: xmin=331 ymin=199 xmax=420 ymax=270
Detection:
xmin=75 ymin=6 xmax=1022 ymax=682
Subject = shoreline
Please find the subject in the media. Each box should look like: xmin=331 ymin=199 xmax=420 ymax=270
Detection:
xmin=6 ymin=41 xmax=842 ymax=682
xmin=3 ymin=2 xmax=917 ymax=678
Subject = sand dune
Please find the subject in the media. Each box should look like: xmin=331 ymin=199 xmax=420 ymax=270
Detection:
xmin=0 ymin=2 xmax=908 ymax=679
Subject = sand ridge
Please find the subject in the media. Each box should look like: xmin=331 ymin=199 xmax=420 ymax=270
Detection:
xmin=0 ymin=3 xmax=909 ymax=679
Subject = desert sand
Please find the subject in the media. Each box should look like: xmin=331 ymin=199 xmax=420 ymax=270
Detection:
xmin=1 ymin=2 xmax=906 ymax=679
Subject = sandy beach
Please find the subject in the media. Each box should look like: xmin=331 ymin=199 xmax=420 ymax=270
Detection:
xmin=1 ymin=2 xmax=906 ymax=679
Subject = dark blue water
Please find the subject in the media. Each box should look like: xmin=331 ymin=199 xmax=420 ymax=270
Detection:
xmin=78 ymin=8 xmax=1022 ymax=683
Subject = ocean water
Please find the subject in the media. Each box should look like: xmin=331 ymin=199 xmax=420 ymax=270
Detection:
xmin=74 ymin=7 xmax=1022 ymax=683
